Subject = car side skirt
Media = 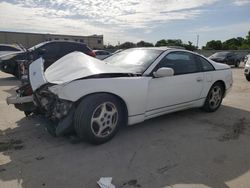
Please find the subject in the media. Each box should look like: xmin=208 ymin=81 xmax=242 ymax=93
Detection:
xmin=127 ymin=98 xmax=205 ymax=125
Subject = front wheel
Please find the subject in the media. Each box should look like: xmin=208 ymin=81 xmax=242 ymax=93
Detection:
xmin=202 ymin=83 xmax=224 ymax=112
xmin=74 ymin=94 xmax=124 ymax=144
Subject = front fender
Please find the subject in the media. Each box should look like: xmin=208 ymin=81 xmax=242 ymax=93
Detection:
xmin=48 ymin=77 xmax=151 ymax=118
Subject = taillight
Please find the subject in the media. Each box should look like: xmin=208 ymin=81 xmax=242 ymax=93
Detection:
xmin=87 ymin=51 xmax=96 ymax=57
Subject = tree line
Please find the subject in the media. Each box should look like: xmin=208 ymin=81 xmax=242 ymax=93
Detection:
xmin=104 ymin=30 xmax=250 ymax=51
xmin=104 ymin=39 xmax=197 ymax=51
xmin=202 ymin=30 xmax=250 ymax=50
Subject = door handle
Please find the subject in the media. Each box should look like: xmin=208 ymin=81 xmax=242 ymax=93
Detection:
xmin=196 ymin=77 xmax=203 ymax=82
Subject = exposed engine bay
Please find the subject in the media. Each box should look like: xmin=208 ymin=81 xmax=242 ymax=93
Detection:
xmin=34 ymin=84 xmax=73 ymax=121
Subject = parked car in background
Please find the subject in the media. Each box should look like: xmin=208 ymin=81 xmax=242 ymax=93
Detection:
xmin=244 ymin=57 xmax=250 ymax=81
xmin=7 ymin=48 xmax=232 ymax=144
xmin=113 ymin=49 xmax=123 ymax=54
xmin=94 ymin=50 xmax=112 ymax=60
xmin=0 ymin=41 xmax=95 ymax=78
xmin=209 ymin=51 xmax=241 ymax=67
xmin=0 ymin=44 xmax=24 ymax=57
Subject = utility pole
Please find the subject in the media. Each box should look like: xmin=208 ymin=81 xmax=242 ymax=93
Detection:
xmin=196 ymin=34 xmax=199 ymax=49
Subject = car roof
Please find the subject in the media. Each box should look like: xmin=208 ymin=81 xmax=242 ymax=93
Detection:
xmin=48 ymin=40 xmax=87 ymax=45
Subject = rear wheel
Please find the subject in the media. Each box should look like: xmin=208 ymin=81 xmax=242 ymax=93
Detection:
xmin=74 ymin=93 xmax=124 ymax=144
xmin=202 ymin=83 xmax=224 ymax=112
xmin=235 ymin=61 xmax=240 ymax=68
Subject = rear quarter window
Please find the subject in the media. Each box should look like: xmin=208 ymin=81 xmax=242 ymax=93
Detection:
xmin=198 ymin=56 xmax=215 ymax=72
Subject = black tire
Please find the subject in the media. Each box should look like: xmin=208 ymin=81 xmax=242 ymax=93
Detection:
xmin=235 ymin=61 xmax=240 ymax=68
xmin=202 ymin=82 xmax=224 ymax=112
xmin=246 ymin=75 xmax=250 ymax=82
xmin=74 ymin=93 xmax=124 ymax=144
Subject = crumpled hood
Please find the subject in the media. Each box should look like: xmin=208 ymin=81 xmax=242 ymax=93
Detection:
xmin=44 ymin=52 xmax=133 ymax=84
xmin=29 ymin=52 xmax=133 ymax=90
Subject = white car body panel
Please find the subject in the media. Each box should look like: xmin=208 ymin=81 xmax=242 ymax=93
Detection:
xmin=146 ymin=72 xmax=204 ymax=118
xmin=27 ymin=49 xmax=233 ymax=125
xmin=244 ymin=58 xmax=250 ymax=76
xmin=0 ymin=51 xmax=17 ymax=57
xmin=29 ymin=58 xmax=47 ymax=91
xmin=49 ymin=77 xmax=150 ymax=124
xmin=0 ymin=51 xmax=23 ymax=60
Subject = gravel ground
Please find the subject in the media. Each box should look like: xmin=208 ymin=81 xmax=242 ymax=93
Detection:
xmin=0 ymin=66 xmax=250 ymax=188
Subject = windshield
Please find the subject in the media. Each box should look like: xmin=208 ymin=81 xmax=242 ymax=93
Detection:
xmin=212 ymin=52 xmax=230 ymax=58
xmin=104 ymin=49 xmax=163 ymax=73
xmin=28 ymin=41 xmax=49 ymax=51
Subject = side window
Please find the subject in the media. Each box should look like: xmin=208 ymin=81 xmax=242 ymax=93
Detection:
xmin=41 ymin=43 xmax=60 ymax=58
xmin=103 ymin=51 xmax=110 ymax=55
xmin=227 ymin=53 xmax=233 ymax=58
xmin=60 ymin=43 xmax=82 ymax=56
xmin=198 ymin=56 xmax=215 ymax=72
xmin=62 ymin=43 xmax=74 ymax=54
xmin=157 ymin=52 xmax=199 ymax=75
xmin=77 ymin=44 xmax=90 ymax=53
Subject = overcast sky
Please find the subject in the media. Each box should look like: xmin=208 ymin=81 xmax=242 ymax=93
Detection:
xmin=0 ymin=0 xmax=250 ymax=47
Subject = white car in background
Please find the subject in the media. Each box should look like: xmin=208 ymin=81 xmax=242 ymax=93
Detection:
xmin=244 ymin=54 xmax=250 ymax=64
xmin=0 ymin=44 xmax=24 ymax=57
xmin=7 ymin=48 xmax=233 ymax=144
xmin=244 ymin=56 xmax=250 ymax=81
xmin=94 ymin=50 xmax=112 ymax=60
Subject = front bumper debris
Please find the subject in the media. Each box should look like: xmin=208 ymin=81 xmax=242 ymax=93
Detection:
xmin=6 ymin=95 xmax=37 ymax=112
xmin=6 ymin=95 xmax=33 ymax=105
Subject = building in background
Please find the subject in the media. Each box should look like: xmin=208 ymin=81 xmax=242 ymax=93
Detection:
xmin=0 ymin=31 xmax=104 ymax=49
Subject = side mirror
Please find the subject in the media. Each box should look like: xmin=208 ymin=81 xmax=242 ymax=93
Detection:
xmin=153 ymin=67 xmax=174 ymax=78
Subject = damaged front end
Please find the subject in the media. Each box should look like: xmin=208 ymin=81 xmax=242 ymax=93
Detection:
xmin=33 ymin=84 xmax=75 ymax=136
xmin=7 ymin=52 xmax=136 ymax=137
xmin=6 ymin=83 xmax=37 ymax=115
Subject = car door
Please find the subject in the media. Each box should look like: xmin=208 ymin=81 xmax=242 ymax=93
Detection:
xmin=227 ymin=53 xmax=235 ymax=65
xmin=146 ymin=51 xmax=204 ymax=118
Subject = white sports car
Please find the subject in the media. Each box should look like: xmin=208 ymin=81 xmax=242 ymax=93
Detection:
xmin=7 ymin=47 xmax=233 ymax=144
